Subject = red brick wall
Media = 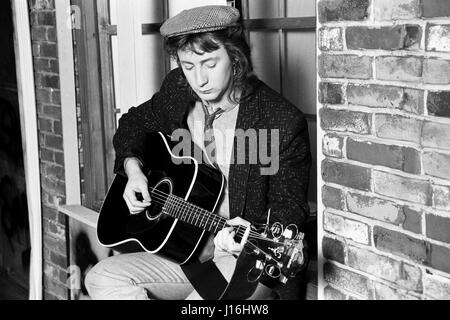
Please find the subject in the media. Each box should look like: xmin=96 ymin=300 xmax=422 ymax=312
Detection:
xmin=318 ymin=0 xmax=450 ymax=299
xmin=29 ymin=0 xmax=69 ymax=300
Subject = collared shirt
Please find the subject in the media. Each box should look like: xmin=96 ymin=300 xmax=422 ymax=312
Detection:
xmin=186 ymin=100 xmax=240 ymax=282
xmin=187 ymin=100 xmax=240 ymax=219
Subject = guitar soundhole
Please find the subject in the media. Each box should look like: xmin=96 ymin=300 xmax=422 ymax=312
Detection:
xmin=146 ymin=178 xmax=173 ymax=221
xmin=125 ymin=178 xmax=173 ymax=235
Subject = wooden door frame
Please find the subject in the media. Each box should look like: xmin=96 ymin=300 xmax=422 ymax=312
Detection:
xmin=11 ymin=0 xmax=42 ymax=300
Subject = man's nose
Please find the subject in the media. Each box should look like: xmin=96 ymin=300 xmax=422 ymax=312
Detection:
xmin=195 ymin=68 xmax=208 ymax=87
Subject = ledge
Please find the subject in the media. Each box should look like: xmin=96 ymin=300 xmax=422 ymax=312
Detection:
xmin=58 ymin=204 xmax=99 ymax=229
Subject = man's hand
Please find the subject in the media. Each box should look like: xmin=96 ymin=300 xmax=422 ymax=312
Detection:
xmin=214 ymin=217 xmax=251 ymax=255
xmin=123 ymin=157 xmax=151 ymax=215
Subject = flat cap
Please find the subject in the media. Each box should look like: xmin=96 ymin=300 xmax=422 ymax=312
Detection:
xmin=160 ymin=5 xmax=240 ymax=38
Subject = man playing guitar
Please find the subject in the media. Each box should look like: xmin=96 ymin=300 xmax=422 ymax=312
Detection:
xmin=86 ymin=5 xmax=311 ymax=300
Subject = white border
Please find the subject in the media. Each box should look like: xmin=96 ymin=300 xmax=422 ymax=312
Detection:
xmin=11 ymin=0 xmax=43 ymax=300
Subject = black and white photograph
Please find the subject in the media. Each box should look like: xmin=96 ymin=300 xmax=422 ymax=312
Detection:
xmin=0 ymin=0 xmax=449 ymax=311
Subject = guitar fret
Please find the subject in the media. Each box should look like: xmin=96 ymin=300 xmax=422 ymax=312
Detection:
xmin=166 ymin=194 xmax=231 ymax=235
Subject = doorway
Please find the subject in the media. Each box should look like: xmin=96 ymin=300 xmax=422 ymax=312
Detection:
xmin=0 ymin=0 xmax=30 ymax=300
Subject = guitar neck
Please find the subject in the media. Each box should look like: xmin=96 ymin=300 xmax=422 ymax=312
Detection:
xmin=164 ymin=194 xmax=244 ymax=239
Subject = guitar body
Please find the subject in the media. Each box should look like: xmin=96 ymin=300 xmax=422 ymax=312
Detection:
xmin=97 ymin=132 xmax=225 ymax=265
xmin=97 ymin=132 xmax=307 ymax=300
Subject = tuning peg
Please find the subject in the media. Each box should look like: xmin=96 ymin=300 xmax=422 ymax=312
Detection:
xmin=283 ymin=224 xmax=299 ymax=240
xmin=264 ymin=264 xmax=281 ymax=279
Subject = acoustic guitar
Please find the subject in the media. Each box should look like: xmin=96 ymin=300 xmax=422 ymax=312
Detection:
xmin=97 ymin=131 xmax=306 ymax=299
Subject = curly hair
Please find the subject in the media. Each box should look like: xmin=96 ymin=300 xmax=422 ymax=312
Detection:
xmin=164 ymin=26 xmax=259 ymax=103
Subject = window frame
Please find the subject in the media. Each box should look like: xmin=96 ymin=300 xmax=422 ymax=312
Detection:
xmin=73 ymin=0 xmax=316 ymax=211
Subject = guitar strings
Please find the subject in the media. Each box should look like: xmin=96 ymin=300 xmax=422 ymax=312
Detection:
xmin=146 ymin=187 xmax=298 ymax=244
xmin=134 ymin=195 xmax=279 ymax=258
xmin=147 ymin=187 xmax=273 ymax=241
xmin=137 ymin=186 xmax=298 ymax=245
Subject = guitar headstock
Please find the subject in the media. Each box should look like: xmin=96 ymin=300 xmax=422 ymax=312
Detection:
xmin=245 ymin=222 xmax=308 ymax=286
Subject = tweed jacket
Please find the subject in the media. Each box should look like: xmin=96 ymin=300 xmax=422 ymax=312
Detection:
xmin=113 ymin=67 xmax=311 ymax=227
xmin=112 ymin=68 xmax=311 ymax=298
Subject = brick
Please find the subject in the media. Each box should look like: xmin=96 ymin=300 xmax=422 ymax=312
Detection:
xmin=39 ymin=74 xmax=60 ymax=89
xmin=43 ymin=276 xmax=68 ymax=300
xmin=347 ymin=138 xmax=421 ymax=174
xmin=319 ymin=54 xmax=372 ymax=79
xmin=50 ymin=251 xmax=67 ymax=268
xmin=35 ymin=87 xmax=52 ymax=103
xmin=53 ymin=120 xmax=62 ymax=135
xmin=324 ymin=262 xmax=372 ymax=298
xmin=43 ymin=218 xmax=65 ymax=239
xmin=320 ymin=108 xmax=371 ymax=134
xmin=423 ymin=59 xmax=450 ymax=84
xmin=44 ymin=134 xmax=63 ymax=150
xmin=322 ymin=159 xmax=372 ymax=191
xmin=322 ymin=185 xmax=345 ymax=210
xmin=42 ymin=190 xmax=65 ymax=207
xmin=347 ymin=84 xmax=423 ymax=114
xmin=346 ymin=192 xmax=404 ymax=224
xmin=34 ymin=58 xmax=58 ymax=75
xmin=423 ymin=272 xmax=450 ymax=300
xmin=47 ymin=27 xmax=57 ymax=42
xmin=31 ymin=0 xmax=55 ymax=10
xmin=42 ymin=104 xmax=61 ymax=119
xmin=423 ymin=151 xmax=450 ymax=180
xmin=322 ymin=134 xmax=344 ymax=158
xmin=318 ymin=0 xmax=370 ymax=23
xmin=44 ymin=261 xmax=62 ymax=281
xmin=429 ymin=243 xmax=450 ymax=273
xmin=421 ymin=0 xmax=450 ymax=18
xmin=374 ymin=226 xmax=427 ymax=263
xmin=346 ymin=25 xmax=421 ymax=50
xmin=324 ymin=285 xmax=347 ymax=300
xmin=375 ymin=114 xmax=423 ymax=144
xmin=51 ymin=89 xmax=61 ymax=104
xmin=426 ymin=214 xmax=450 ymax=243
xmin=427 ymin=24 xmax=450 ymax=53
xmin=373 ymin=0 xmax=420 ymax=20
xmin=55 ymin=151 xmax=65 ymax=166
xmin=373 ymin=170 xmax=432 ymax=205
xmin=31 ymin=26 xmax=47 ymax=41
xmin=422 ymin=121 xmax=450 ymax=150
xmin=375 ymin=56 xmax=423 ymax=82
xmin=348 ymin=246 xmax=422 ymax=291
xmin=348 ymin=246 xmax=398 ymax=282
xmin=44 ymin=163 xmax=65 ymax=181
xmin=402 ymin=263 xmax=423 ymax=293
xmin=402 ymin=207 xmax=422 ymax=234
xmin=324 ymin=211 xmax=370 ymax=244
xmin=38 ymin=118 xmax=53 ymax=133
xmin=323 ymin=236 xmax=345 ymax=264
xmin=319 ymin=27 xmax=343 ymax=51
xmin=373 ymin=282 xmax=420 ymax=300
xmin=40 ymin=148 xmax=54 ymax=162
xmin=43 ymin=235 xmax=66 ymax=256
xmin=35 ymin=11 xmax=56 ymax=26
xmin=42 ymin=205 xmax=57 ymax=220
xmin=319 ymin=82 xmax=345 ymax=105
xmin=433 ymin=184 xmax=450 ymax=211
xmin=39 ymin=43 xmax=57 ymax=58
xmin=427 ymin=91 xmax=450 ymax=119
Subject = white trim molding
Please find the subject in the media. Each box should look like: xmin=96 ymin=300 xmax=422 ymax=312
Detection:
xmin=11 ymin=0 xmax=42 ymax=300
xmin=55 ymin=0 xmax=81 ymax=205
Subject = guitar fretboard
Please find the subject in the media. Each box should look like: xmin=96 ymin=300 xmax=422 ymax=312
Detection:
xmin=163 ymin=194 xmax=243 ymax=238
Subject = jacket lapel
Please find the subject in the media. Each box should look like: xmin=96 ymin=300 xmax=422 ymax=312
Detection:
xmin=228 ymin=91 xmax=260 ymax=218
